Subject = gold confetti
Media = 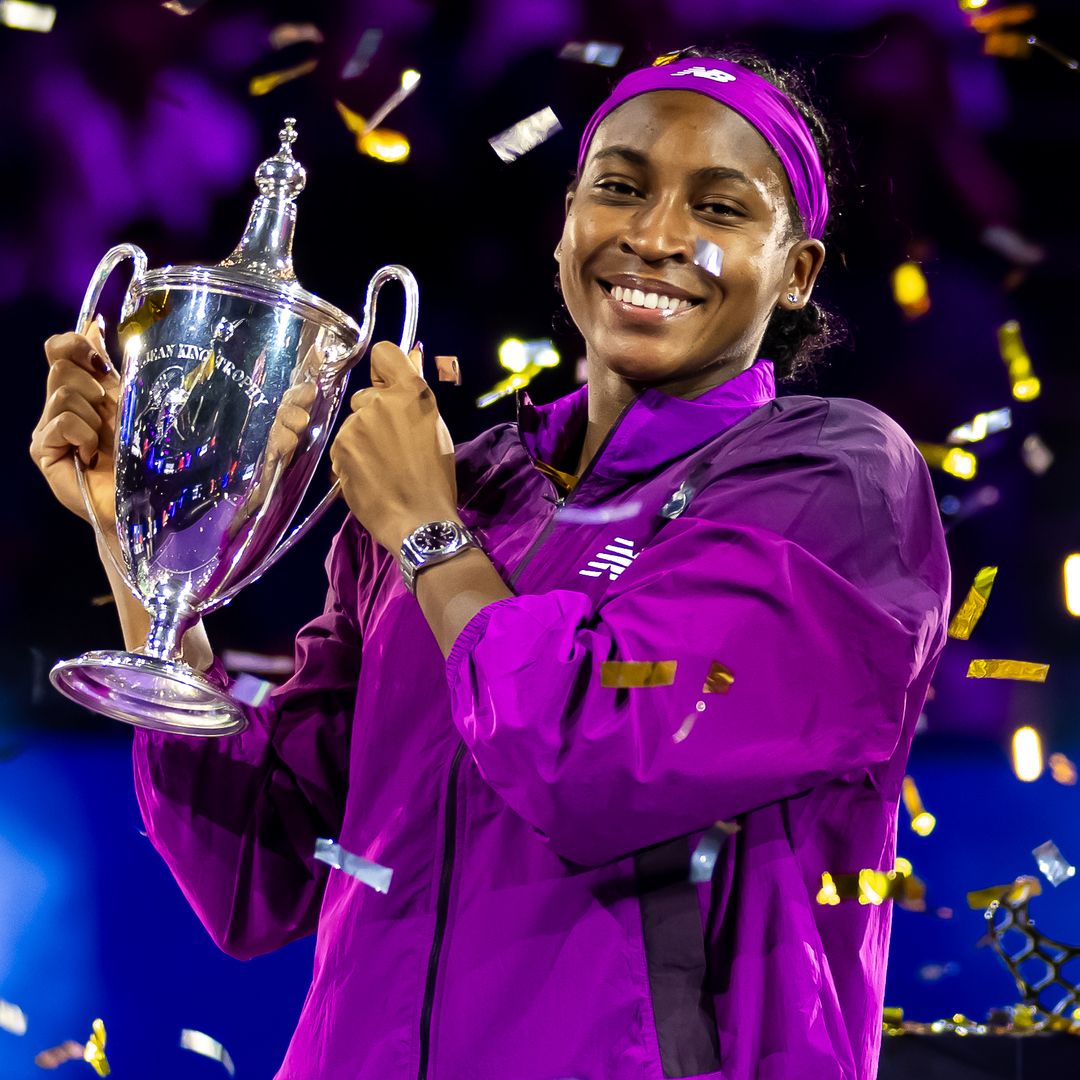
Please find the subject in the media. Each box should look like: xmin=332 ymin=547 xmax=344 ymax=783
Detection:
xmin=601 ymin=661 xmax=677 ymax=688
xmin=0 ymin=0 xmax=55 ymax=31
xmin=967 ymin=876 xmax=1042 ymax=909
xmin=947 ymin=408 xmax=1011 ymax=444
xmin=1049 ymin=752 xmax=1077 ymax=786
xmin=652 ymin=51 xmax=681 ymax=66
xmin=816 ymin=863 xmax=922 ymax=907
xmin=269 ymin=22 xmax=324 ymax=49
xmin=1012 ymin=725 xmax=1044 ymax=781
xmin=948 ymin=566 xmax=998 ymax=640
xmin=34 ymin=1041 xmax=87 ymax=1069
xmin=1064 ymin=555 xmax=1080 ymax=617
xmin=967 ymin=659 xmax=1049 ymax=682
xmin=334 ymin=101 xmax=410 ymax=163
xmin=997 ymin=320 xmax=1040 ymax=401
xmin=82 ymin=1019 xmax=110 ymax=1077
xmin=180 ymin=1029 xmax=236 ymax=1075
xmin=476 ymin=363 xmax=543 ymax=408
xmin=249 ymin=59 xmax=318 ymax=97
xmin=970 ymin=4 xmax=1035 ymax=32
xmin=435 ymin=355 xmax=461 ymax=384
xmin=701 ymin=662 xmax=735 ymax=694
xmin=915 ymin=442 xmax=978 ymax=480
xmin=901 ymin=776 xmax=937 ymax=837
xmin=892 ymin=261 xmax=930 ymax=318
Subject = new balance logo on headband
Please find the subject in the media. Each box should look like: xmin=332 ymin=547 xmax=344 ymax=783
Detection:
xmin=579 ymin=536 xmax=639 ymax=581
xmin=671 ymin=66 xmax=737 ymax=83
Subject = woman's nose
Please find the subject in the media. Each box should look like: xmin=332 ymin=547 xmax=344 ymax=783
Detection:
xmin=619 ymin=196 xmax=692 ymax=263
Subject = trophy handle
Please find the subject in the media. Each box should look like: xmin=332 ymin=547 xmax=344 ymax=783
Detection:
xmin=204 ymin=264 xmax=421 ymax=610
xmin=74 ymin=243 xmax=148 ymax=601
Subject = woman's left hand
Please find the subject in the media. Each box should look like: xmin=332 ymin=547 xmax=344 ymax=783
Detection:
xmin=329 ymin=340 xmax=460 ymax=554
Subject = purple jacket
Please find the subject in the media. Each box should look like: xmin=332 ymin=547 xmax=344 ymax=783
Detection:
xmin=134 ymin=359 xmax=950 ymax=1080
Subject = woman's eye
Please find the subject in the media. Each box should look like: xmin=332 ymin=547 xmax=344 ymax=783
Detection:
xmin=596 ymin=180 xmax=640 ymax=197
xmin=701 ymin=202 xmax=742 ymax=217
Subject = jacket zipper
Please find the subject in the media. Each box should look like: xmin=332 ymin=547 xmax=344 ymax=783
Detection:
xmin=417 ymin=741 xmax=466 ymax=1080
xmin=508 ymin=395 xmax=637 ymax=590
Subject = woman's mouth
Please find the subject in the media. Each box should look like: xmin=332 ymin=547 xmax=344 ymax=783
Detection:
xmin=599 ymin=280 xmax=702 ymax=319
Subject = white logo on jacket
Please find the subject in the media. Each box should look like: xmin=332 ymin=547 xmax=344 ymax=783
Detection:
xmin=670 ymin=66 xmax=736 ymax=83
xmin=578 ymin=536 xmax=639 ymax=581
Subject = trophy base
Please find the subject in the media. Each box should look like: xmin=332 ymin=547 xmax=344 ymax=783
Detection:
xmin=50 ymin=650 xmax=247 ymax=737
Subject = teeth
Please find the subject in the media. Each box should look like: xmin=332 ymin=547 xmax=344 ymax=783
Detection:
xmin=608 ymin=283 xmax=692 ymax=312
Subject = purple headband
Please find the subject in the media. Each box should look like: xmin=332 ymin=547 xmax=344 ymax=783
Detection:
xmin=577 ymin=59 xmax=828 ymax=240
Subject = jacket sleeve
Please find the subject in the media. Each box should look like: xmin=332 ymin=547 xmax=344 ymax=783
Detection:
xmin=446 ymin=438 xmax=950 ymax=868
xmin=132 ymin=517 xmax=367 ymax=959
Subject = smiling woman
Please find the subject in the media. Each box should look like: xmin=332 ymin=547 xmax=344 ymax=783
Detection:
xmin=36 ymin=44 xmax=950 ymax=1080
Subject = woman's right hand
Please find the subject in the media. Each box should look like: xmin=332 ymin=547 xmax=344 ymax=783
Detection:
xmin=30 ymin=319 xmax=120 ymax=528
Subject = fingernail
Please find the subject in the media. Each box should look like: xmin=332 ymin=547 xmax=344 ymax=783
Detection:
xmin=415 ymin=341 xmax=424 ymax=360
xmin=95 ymin=314 xmax=106 ymax=334
xmin=92 ymin=351 xmax=112 ymax=376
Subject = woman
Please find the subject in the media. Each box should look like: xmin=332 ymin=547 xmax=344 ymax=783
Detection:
xmin=32 ymin=48 xmax=950 ymax=1080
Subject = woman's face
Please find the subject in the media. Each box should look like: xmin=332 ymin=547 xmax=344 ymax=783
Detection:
xmin=558 ymin=91 xmax=824 ymax=389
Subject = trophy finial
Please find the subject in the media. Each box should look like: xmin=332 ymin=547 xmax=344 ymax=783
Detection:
xmin=222 ymin=118 xmax=307 ymax=280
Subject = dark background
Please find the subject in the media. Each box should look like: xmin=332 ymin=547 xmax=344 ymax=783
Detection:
xmin=2 ymin=0 xmax=1079 ymax=1075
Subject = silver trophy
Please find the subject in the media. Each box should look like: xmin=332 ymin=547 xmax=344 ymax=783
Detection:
xmin=50 ymin=119 xmax=418 ymax=736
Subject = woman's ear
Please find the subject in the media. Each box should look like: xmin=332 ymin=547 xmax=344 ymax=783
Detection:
xmin=780 ymin=239 xmax=826 ymax=309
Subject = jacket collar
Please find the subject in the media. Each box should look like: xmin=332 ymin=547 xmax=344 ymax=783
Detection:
xmin=517 ymin=359 xmax=776 ymax=488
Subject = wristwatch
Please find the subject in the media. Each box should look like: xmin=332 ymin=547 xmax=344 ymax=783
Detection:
xmin=399 ymin=520 xmax=479 ymax=594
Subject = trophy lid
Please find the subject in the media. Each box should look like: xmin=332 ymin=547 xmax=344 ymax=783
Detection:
xmin=219 ymin=118 xmax=307 ymax=282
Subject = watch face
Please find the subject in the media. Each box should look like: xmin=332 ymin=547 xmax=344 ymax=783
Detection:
xmin=415 ymin=522 xmax=459 ymax=553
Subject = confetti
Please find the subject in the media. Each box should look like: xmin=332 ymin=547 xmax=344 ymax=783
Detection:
xmin=488 ymin=107 xmax=562 ymax=164
xmin=220 ymin=649 xmax=293 ymax=676
xmin=693 ymin=239 xmax=724 ymax=278
xmin=0 ymin=998 xmax=27 ymax=1035
xmin=946 ymin=408 xmax=1011 ymax=444
xmin=660 ymin=482 xmax=694 ymax=520
xmin=180 ymin=1029 xmax=236 ymax=1075
xmin=83 ymin=1019 xmax=109 ymax=1077
xmin=967 ymin=876 xmax=1042 ymax=909
xmin=689 ymin=820 xmax=740 ymax=883
xmin=0 ymin=0 xmax=55 ymax=31
xmin=969 ymin=4 xmax=1035 ymax=32
xmin=968 ymin=659 xmax=1048 ymax=682
xmin=1064 ymin=555 xmax=1080 ymax=617
xmin=1033 ymin=840 xmax=1076 ymax=887
xmin=891 ymin=262 xmax=930 ymax=318
xmin=556 ymin=501 xmax=643 ymax=525
xmin=364 ymin=68 xmax=422 ymax=135
xmin=435 ymin=355 xmax=461 ymax=384
xmin=915 ymin=442 xmax=977 ymax=480
xmin=231 ymin=673 xmax=274 ymax=707
xmin=314 ymin=838 xmax=393 ymax=893
xmin=1049 ymin=752 xmax=1077 ymax=786
xmin=34 ymin=1042 xmax=87 ymax=1069
xmin=948 ymin=566 xmax=998 ymax=640
xmin=342 ymin=27 xmax=383 ymax=79
xmin=997 ymin=320 xmax=1040 ymax=401
xmin=498 ymin=337 xmax=559 ymax=373
xmin=600 ymin=661 xmax=677 ymax=688
xmin=1027 ymin=36 xmax=1080 ymax=71
xmin=652 ymin=51 xmax=681 ymax=66
xmin=558 ymin=40 xmax=623 ymax=67
xmin=1021 ymin=433 xmax=1054 ymax=474
xmin=701 ymin=662 xmax=734 ymax=695
xmin=334 ymin=101 xmax=410 ymax=163
xmin=939 ymin=486 xmax=1000 ymax=532
xmin=249 ymin=59 xmax=318 ymax=97
xmin=918 ymin=961 xmax=960 ymax=982
xmin=815 ymin=863 xmax=922 ymax=907
xmin=1011 ymin=725 xmax=1044 ymax=782
xmin=901 ymin=775 xmax=936 ymax=837
xmin=269 ymin=23 xmax=324 ymax=49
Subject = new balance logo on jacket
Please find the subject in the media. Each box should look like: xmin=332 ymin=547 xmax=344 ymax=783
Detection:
xmin=578 ymin=536 xmax=639 ymax=580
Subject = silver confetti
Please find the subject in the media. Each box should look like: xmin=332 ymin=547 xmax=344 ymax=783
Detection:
xmin=689 ymin=821 xmax=740 ymax=883
xmin=315 ymin=838 xmax=393 ymax=894
xmin=556 ymin=501 xmax=642 ymax=525
xmin=558 ymin=40 xmax=622 ymax=67
xmin=946 ymin=407 xmax=1012 ymax=445
xmin=693 ymin=239 xmax=724 ymax=278
xmin=0 ymin=998 xmax=27 ymax=1036
xmin=1033 ymin=840 xmax=1076 ymax=887
xmin=488 ymin=107 xmax=562 ymax=164
xmin=230 ymin=673 xmax=275 ymax=708
xmin=180 ymin=1029 xmax=235 ymax=1076
xmin=342 ymin=27 xmax=383 ymax=79
xmin=660 ymin=482 xmax=695 ymax=520
xmin=1021 ymin=433 xmax=1054 ymax=475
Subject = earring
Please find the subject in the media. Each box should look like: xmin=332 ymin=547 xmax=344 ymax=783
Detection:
xmin=787 ymin=293 xmax=798 ymax=303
